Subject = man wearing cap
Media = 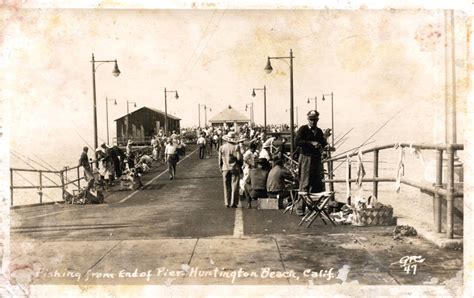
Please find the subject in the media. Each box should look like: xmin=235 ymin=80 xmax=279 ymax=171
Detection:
xmin=79 ymin=146 xmax=93 ymax=182
xmin=294 ymin=110 xmax=328 ymax=216
xmin=219 ymin=131 xmax=243 ymax=208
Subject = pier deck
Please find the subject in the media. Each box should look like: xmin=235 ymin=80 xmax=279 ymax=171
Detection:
xmin=8 ymin=148 xmax=462 ymax=289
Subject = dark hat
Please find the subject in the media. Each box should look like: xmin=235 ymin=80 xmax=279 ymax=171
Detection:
xmin=307 ymin=110 xmax=319 ymax=120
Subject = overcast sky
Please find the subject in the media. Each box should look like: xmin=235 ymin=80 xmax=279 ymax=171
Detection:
xmin=2 ymin=7 xmax=469 ymax=165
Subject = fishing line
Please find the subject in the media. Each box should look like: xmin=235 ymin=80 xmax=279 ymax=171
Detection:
xmin=330 ymin=106 xmax=405 ymax=174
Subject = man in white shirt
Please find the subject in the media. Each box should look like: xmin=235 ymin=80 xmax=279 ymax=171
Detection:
xmin=259 ymin=144 xmax=271 ymax=161
xmin=197 ymin=133 xmax=206 ymax=159
xmin=165 ymin=138 xmax=178 ymax=179
xmin=219 ymin=132 xmax=242 ymax=208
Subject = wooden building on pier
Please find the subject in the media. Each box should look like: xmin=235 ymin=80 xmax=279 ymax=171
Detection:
xmin=114 ymin=107 xmax=180 ymax=145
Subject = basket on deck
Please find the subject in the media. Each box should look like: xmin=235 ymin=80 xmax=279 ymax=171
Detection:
xmin=352 ymin=206 xmax=394 ymax=226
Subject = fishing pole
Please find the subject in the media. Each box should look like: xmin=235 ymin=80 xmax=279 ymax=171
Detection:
xmin=331 ymin=140 xmax=376 ymax=161
xmin=71 ymin=120 xmax=94 ymax=151
xmin=330 ymin=106 xmax=405 ymax=174
xmin=335 ymin=137 xmax=349 ymax=149
xmin=333 ymin=128 xmax=353 ymax=146
xmin=11 ymin=151 xmax=61 ymax=187
xmin=32 ymin=153 xmax=59 ymax=172
xmin=334 ymin=136 xmax=348 ymax=147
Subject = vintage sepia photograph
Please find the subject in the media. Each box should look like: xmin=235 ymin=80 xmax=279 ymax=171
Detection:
xmin=0 ymin=1 xmax=472 ymax=296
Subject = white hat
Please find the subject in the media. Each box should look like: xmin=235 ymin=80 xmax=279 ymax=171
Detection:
xmin=222 ymin=131 xmax=237 ymax=143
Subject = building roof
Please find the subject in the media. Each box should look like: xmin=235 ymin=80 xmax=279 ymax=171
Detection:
xmin=209 ymin=105 xmax=250 ymax=123
xmin=114 ymin=106 xmax=181 ymax=121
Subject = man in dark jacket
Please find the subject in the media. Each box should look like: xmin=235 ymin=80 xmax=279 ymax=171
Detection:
xmin=244 ymin=158 xmax=270 ymax=209
xmin=267 ymin=157 xmax=294 ymax=199
xmin=294 ymin=110 xmax=328 ymax=215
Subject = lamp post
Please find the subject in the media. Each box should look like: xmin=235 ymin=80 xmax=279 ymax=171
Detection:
xmin=245 ymin=103 xmax=254 ymax=125
xmin=203 ymin=105 xmax=212 ymax=127
xmin=198 ymin=104 xmax=201 ymax=128
xmin=90 ymin=53 xmax=120 ymax=164
xmin=251 ymin=85 xmax=267 ymax=129
xmin=322 ymin=92 xmax=334 ymax=148
xmin=164 ymin=88 xmax=179 ymax=136
xmin=286 ymin=106 xmax=298 ymax=127
xmin=105 ymin=97 xmax=117 ymax=145
xmin=307 ymin=96 xmax=318 ymax=111
xmin=264 ymin=49 xmax=295 ymax=157
xmin=322 ymin=92 xmax=335 ymax=192
xmin=126 ymin=100 xmax=137 ymax=142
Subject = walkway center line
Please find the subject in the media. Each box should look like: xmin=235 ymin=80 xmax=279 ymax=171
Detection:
xmin=233 ymin=207 xmax=244 ymax=238
xmin=24 ymin=210 xmax=70 ymax=220
xmin=119 ymin=148 xmax=198 ymax=204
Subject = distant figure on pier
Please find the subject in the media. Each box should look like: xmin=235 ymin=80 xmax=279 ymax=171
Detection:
xmin=111 ymin=145 xmax=123 ymax=179
xmin=125 ymin=140 xmax=134 ymax=170
xmin=294 ymin=110 xmax=328 ymax=216
xmin=165 ymin=138 xmax=178 ymax=180
xmin=96 ymin=143 xmax=114 ymax=187
xmin=205 ymin=131 xmax=212 ymax=158
xmin=151 ymin=135 xmax=159 ymax=161
xmin=197 ymin=133 xmax=206 ymax=159
xmin=78 ymin=146 xmax=93 ymax=182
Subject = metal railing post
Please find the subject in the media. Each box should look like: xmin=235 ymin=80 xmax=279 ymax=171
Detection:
xmin=373 ymin=150 xmax=379 ymax=198
xmin=446 ymin=145 xmax=455 ymax=239
xmin=77 ymin=167 xmax=81 ymax=191
xmin=39 ymin=171 xmax=43 ymax=204
xmin=434 ymin=149 xmax=443 ymax=232
xmin=348 ymin=160 xmax=352 ymax=204
xmin=327 ymin=151 xmax=334 ymax=191
xmin=60 ymin=168 xmax=65 ymax=201
xmin=10 ymin=168 xmax=14 ymax=206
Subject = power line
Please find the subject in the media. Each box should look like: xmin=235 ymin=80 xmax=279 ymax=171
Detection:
xmin=173 ymin=9 xmax=218 ymax=86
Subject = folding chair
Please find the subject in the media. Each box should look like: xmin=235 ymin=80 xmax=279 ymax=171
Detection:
xmin=298 ymin=191 xmax=336 ymax=227
xmin=283 ymin=188 xmax=300 ymax=214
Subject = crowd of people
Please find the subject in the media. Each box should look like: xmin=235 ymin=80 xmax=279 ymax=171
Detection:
xmin=216 ymin=109 xmax=332 ymax=213
xmin=216 ymin=130 xmax=296 ymax=209
xmin=78 ymin=110 xmax=331 ymax=212
xmin=79 ymin=130 xmax=188 ymax=191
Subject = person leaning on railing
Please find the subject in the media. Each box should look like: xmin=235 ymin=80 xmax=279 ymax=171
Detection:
xmin=79 ymin=146 xmax=93 ymax=182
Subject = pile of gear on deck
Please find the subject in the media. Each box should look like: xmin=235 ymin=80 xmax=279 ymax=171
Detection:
xmin=328 ymin=195 xmax=395 ymax=226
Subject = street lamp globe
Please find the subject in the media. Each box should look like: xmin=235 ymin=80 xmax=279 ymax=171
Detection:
xmin=112 ymin=60 xmax=121 ymax=77
xmin=175 ymin=92 xmax=179 ymax=99
xmin=251 ymin=89 xmax=256 ymax=97
xmin=114 ymin=99 xmax=117 ymax=105
xmin=264 ymin=58 xmax=273 ymax=74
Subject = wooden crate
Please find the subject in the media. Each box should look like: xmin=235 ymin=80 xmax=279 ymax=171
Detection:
xmin=257 ymin=198 xmax=279 ymax=210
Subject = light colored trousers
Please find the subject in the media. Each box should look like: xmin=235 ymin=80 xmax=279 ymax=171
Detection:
xmin=222 ymin=170 xmax=240 ymax=207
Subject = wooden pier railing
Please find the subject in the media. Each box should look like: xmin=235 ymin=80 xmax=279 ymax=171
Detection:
xmin=323 ymin=142 xmax=464 ymax=239
xmin=9 ymin=146 xmax=153 ymax=207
